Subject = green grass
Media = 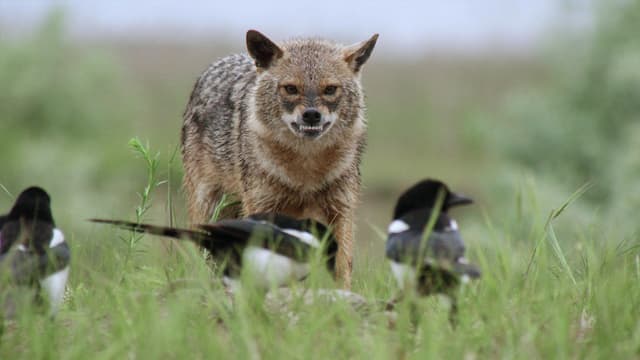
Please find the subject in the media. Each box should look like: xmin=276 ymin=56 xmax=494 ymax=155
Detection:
xmin=1 ymin=153 xmax=639 ymax=358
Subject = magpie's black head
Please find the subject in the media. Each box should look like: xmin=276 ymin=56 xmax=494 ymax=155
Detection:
xmin=8 ymin=187 xmax=54 ymax=225
xmin=393 ymin=179 xmax=473 ymax=220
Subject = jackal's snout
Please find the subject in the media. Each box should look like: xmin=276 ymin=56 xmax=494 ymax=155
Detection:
xmin=290 ymin=106 xmax=334 ymax=139
xmin=302 ymin=108 xmax=322 ymax=125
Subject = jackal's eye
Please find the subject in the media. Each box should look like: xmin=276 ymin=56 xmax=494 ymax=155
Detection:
xmin=323 ymin=85 xmax=338 ymax=96
xmin=283 ymin=85 xmax=299 ymax=95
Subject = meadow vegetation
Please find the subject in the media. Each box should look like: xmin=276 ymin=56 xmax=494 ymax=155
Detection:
xmin=1 ymin=3 xmax=639 ymax=358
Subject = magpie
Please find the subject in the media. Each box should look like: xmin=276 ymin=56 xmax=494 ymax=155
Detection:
xmin=90 ymin=213 xmax=338 ymax=291
xmin=0 ymin=187 xmax=70 ymax=318
xmin=385 ymin=179 xmax=480 ymax=324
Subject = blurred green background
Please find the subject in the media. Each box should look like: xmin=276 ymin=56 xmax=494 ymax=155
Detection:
xmin=0 ymin=1 xmax=639 ymax=262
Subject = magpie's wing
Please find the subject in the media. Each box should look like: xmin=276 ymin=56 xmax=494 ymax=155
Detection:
xmin=386 ymin=209 xmax=466 ymax=260
xmin=0 ymin=242 xmax=72 ymax=284
xmin=427 ymin=230 xmax=466 ymax=261
xmin=386 ymin=209 xmax=453 ymax=262
xmin=245 ymin=213 xmax=338 ymax=275
xmin=200 ymin=218 xmax=317 ymax=262
xmin=245 ymin=213 xmax=334 ymax=251
xmin=385 ymin=226 xmax=453 ymax=264
xmin=247 ymin=213 xmax=313 ymax=232
xmin=40 ymin=242 xmax=71 ymax=276
xmin=426 ymin=228 xmax=479 ymax=278
xmin=0 ymin=250 xmax=41 ymax=285
xmin=0 ymin=219 xmax=6 ymax=254
xmin=0 ymin=219 xmax=16 ymax=255
xmin=385 ymin=230 xmax=423 ymax=264
xmin=0 ymin=216 xmax=5 ymax=255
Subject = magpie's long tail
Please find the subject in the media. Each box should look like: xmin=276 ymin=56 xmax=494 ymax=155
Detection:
xmin=90 ymin=217 xmax=253 ymax=250
xmin=89 ymin=219 xmax=209 ymax=240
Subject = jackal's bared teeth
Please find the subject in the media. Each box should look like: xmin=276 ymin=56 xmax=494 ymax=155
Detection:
xmin=300 ymin=125 xmax=322 ymax=131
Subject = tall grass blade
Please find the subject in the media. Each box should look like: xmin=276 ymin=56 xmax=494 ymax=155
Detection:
xmin=210 ymin=193 xmax=240 ymax=222
xmin=541 ymin=182 xmax=591 ymax=285
xmin=166 ymin=143 xmax=180 ymax=227
xmin=549 ymin=182 xmax=592 ymax=221
xmin=417 ymin=188 xmax=446 ymax=270
xmin=367 ymin=220 xmax=387 ymax=243
xmin=0 ymin=183 xmax=14 ymax=199
xmin=547 ymin=222 xmax=577 ymax=285
xmin=636 ymin=254 xmax=640 ymax=281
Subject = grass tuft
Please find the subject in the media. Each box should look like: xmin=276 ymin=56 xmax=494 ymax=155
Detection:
xmin=120 ymin=138 xmax=162 ymax=276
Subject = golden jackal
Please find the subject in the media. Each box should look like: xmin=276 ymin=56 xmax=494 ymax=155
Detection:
xmin=181 ymin=30 xmax=378 ymax=288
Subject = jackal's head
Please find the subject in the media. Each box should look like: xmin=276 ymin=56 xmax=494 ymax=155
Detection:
xmin=247 ymin=30 xmax=378 ymax=142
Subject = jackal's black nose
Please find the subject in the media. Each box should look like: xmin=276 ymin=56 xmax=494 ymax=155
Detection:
xmin=302 ymin=108 xmax=322 ymax=125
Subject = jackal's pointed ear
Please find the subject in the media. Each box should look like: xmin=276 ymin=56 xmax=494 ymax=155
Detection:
xmin=343 ymin=34 xmax=379 ymax=73
xmin=246 ymin=30 xmax=284 ymax=70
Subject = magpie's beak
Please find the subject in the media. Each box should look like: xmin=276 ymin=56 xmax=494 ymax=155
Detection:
xmin=447 ymin=192 xmax=474 ymax=208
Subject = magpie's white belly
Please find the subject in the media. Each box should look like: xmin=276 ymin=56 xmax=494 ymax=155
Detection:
xmin=390 ymin=261 xmax=415 ymax=289
xmin=39 ymin=266 xmax=69 ymax=315
xmin=243 ymin=247 xmax=309 ymax=289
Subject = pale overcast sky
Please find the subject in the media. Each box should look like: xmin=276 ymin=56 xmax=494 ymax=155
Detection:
xmin=0 ymin=0 xmax=592 ymax=53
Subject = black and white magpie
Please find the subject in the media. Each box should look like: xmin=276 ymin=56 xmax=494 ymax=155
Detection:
xmin=0 ymin=187 xmax=70 ymax=317
xmin=91 ymin=213 xmax=338 ymax=291
xmin=385 ymin=179 xmax=480 ymax=323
